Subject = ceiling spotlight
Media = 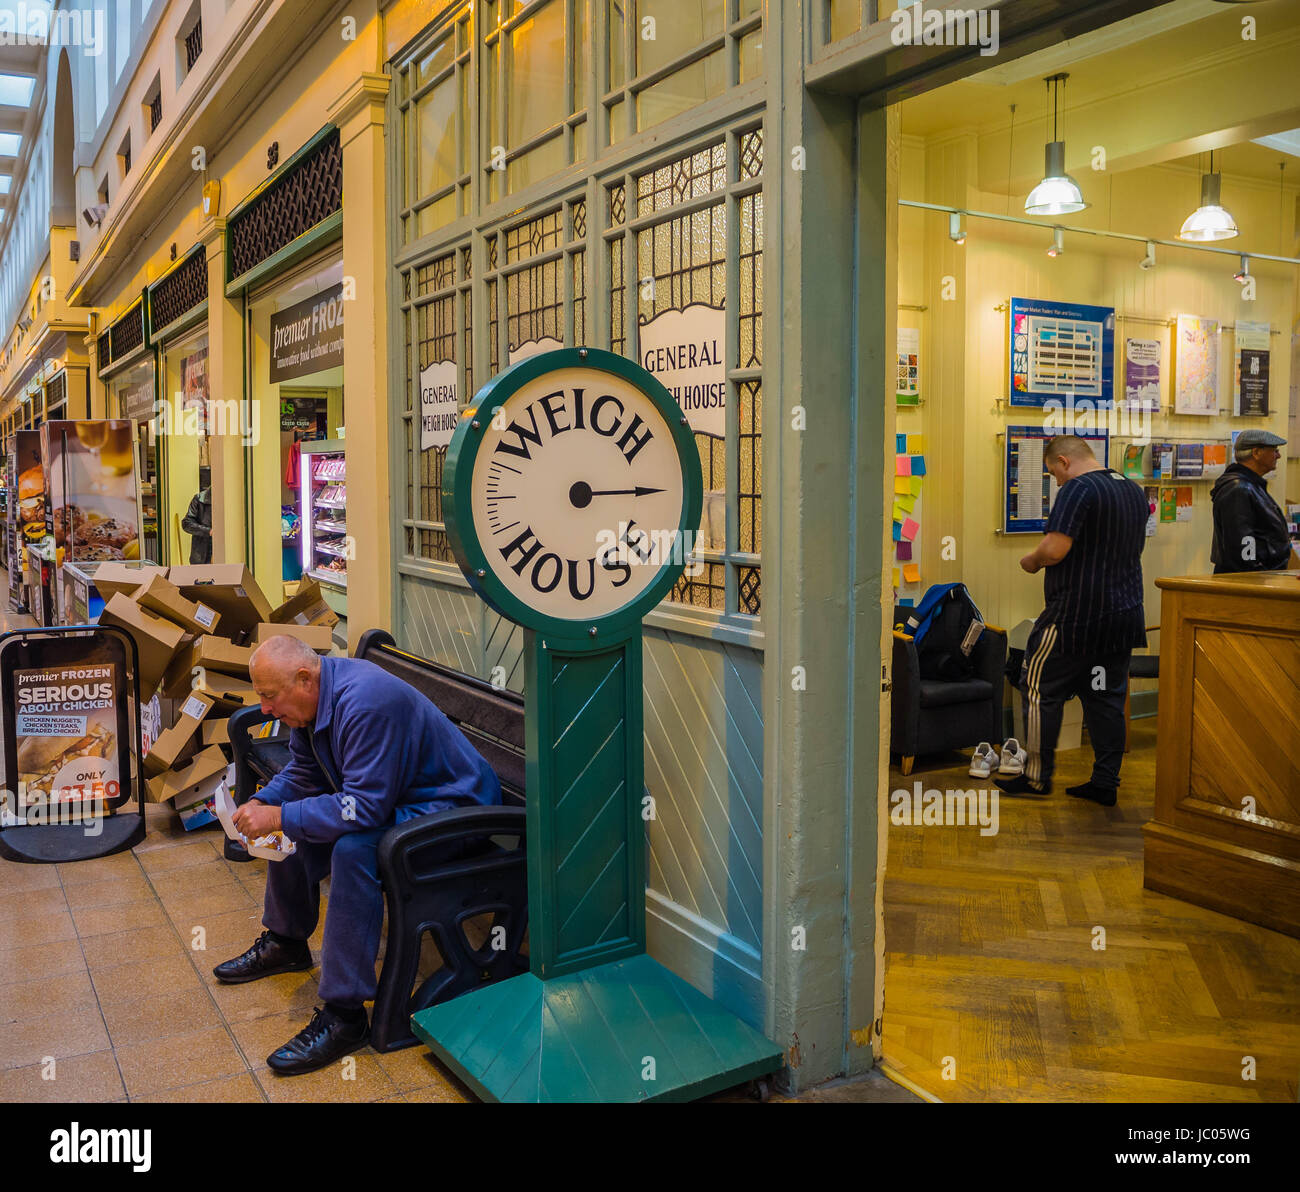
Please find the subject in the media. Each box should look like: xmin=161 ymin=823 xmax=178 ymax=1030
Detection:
xmin=1234 ymin=255 xmax=1250 ymax=283
xmin=1179 ymin=152 xmax=1237 ymax=241
xmin=948 ymin=211 xmax=966 ymax=245
xmin=1139 ymin=241 xmax=1156 ymax=270
xmin=1025 ymin=74 xmax=1089 ymax=216
xmin=1046 ymin=227 xmax=1064 ymax=258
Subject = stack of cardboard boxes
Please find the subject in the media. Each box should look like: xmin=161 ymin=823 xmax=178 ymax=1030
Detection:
xmin=94 ymin=563 xmax=338 ymax=830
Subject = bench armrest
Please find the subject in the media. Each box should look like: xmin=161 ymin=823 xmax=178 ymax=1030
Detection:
xmin=227 ymin=704 xmax=292 ymax=806
xmin=378 ymin=805 xmax=527 ymax=890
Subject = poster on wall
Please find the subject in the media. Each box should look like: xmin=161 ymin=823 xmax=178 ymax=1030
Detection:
xmin=9 ymin=432 xmax=43 ymax=609
xmin=270 ymin=283 xmax=345 ymax=383
xmin=182 ymin=347 xmax=209 ymax=435
xmin=639 ymin=303 xmax=727 ymax=438
xmin=1122 ymin=338 xmax=1162 ymax=411
xmin=1009 ymin=297 xmax=1114 ymax=407
xmin=419 ymin=360 xmax=459 ymax=452
xmin=896 ymin=326 xmax=920 ymax=405
xmin=1003 ymin=425 xmax=1109 ymax=534
xmin=1174 ymin=315 xmax=1219 ymax=415
xmin=1233 ymin=321 xmax=1270 ymax=416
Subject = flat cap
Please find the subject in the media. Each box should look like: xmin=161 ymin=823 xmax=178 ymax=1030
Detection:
xmin=1235 ymin=429 xmax=1286 ymax=449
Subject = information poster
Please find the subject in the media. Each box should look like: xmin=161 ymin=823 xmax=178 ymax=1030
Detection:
xmin=1009 ymin=297 xmax=1115 ymax=407
xmin=1143 ymin=486 xmax=1158 ymax=537
xmin=1003 ymin=425 xmax=1109 ymax=534
xmin=1122 ymin=338 xmax=1162 ymax=411
xmin=419 ymin=360 xmax=458 ymax=452
xmin=897 ymin=326 xmax=920 ymax=405
xmin=639 ymin=304 xmax=727 ymax=438
xmin=10 ymin=663 xmax=121 ymax=824
xmin=1174 ymin=315 xmax=1219 ymax=415
xmin=1234 ymin=321 xmax=1271 ymax=416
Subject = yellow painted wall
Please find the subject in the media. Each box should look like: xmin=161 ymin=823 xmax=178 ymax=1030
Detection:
xmin=897 ymin=139 xmax=1299 ymax=652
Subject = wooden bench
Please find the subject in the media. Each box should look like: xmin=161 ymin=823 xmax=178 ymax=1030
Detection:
xmin=227 ymin=628 xmax=528 ymax=1052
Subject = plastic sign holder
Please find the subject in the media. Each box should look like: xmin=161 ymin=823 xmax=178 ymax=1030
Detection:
xmin=411 ymin=347 xmax=781 ymax=1101
xmin=0 ymin=625 xmax=146 ymax=863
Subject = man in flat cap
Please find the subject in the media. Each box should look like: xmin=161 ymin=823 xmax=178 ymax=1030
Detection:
xmin=1210 ymin=429 xmax=1298 ymax=573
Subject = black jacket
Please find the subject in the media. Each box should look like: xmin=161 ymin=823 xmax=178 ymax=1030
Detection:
xmin=182 ymin=489 xmax=212 ymax=565
xmin=1210 ymin=464 xmax=1291 ymax=573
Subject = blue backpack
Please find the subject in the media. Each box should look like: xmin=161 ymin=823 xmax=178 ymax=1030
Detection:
xmin=900 ymin=583 xmax=987 ymax=680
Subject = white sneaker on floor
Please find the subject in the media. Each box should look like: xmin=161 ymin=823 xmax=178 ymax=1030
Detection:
xmin=969 ymin=742 xmax=997 ymax=779
xmin=998 ymin=738 xmax=1027 ymax=776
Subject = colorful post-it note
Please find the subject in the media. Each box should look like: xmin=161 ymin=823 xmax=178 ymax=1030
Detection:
xmin=892 ymin=521 xmax=903 ymax=542
xmin=896 ymin=493 xmax=917 ymax=514
xmin=892 ymin=568 xmax=901 ymax=589
xmin=896 ymin=455 xmax=911 ymax=476
xmin=896 ymin=433 xmax=907 ymax=453
xmin=896 ymin=541 xmax=912 ymax=561
xmin=894 ymin=476 xmax=910 ymax=494
xmin=909 ymin=476 xmax=923 ymax=496
xmin=908 ymin=435 xmax=926 ymax=453
xmin=903 ymin=563 xmax=920 ymax=584
xmin=901 ymin=518 xmax=919 ymax=541
xmin=911 ymin=455 xmax=927 ymax=476
xmin=892 ymin=501 xmax=905 ymax=522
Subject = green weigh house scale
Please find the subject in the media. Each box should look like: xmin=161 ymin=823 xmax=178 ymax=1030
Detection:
xmin=410 ymin=347 xmax=782 ymax=1101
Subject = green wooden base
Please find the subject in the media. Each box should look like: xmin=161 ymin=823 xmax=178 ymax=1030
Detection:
xmin=411 ymin=953 xmax=782 ymax=1102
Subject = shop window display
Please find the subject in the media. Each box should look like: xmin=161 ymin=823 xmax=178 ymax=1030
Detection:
xmin=107 ymin=358 xmax=158 ymax=563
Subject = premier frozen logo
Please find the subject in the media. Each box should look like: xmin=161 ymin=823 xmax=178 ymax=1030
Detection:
xmin=890 ymin=782 xmax=999 ymax=836
xmin=890 ymin=2 xmax=1000 ymax=57
xmin=50 ymin=1123 xmax=151 ymax=1172
xmin=0 ymin=4 xmax=105 ymax=54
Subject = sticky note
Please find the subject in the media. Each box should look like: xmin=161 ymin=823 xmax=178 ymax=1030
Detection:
xmin=892 ymin=521 xmax=903 ymax=542
xmin=896 ymin=493 xmax=916 ymax=514
xmin=911 ymin=455 xmax=926 ymax=476
xmin=895 ymin=476 xmax=910 ymax=494
xmin=899 ymin=598 xmax=915 ymax=608
xmin=896 ymin=456 xmax=911 ymax=476
xmin=902 ymin=518 xmax=919 ymax=541
xmin=896 ymin=433 xmax=907 ymax=453
xmin=908 ymin=435 xmax=926 ymax=453
xmin=892 ymin=501 xmax=905 ymax=522
xmin=903 ymin=563 xmax=920 ymax=584
xmin=909 ymin=477 xmax=923 ymax=496
xmin=896 ymin=541 xmax=912 ymax=561
xmin=892 ymin=568 xmax=901 ymax=589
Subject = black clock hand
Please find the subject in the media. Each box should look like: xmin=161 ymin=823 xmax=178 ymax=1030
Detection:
xmin=568 ymin=482 xmax=665 ymax=509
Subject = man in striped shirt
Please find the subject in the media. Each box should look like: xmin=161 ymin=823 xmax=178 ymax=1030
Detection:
xmin=997 ymin=435 xmax=1149 ymax=805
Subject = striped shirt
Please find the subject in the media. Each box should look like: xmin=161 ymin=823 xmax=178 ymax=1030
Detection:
xmin=1042 ymin=467 xmax=1148 ymax=654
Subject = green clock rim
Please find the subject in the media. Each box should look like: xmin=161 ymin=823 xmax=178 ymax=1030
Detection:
xmin=444 ymin=347 xmax=704 ymax=640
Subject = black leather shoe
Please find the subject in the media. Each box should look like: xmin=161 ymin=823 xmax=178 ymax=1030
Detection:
xmin=267 ymin=1006 xmax=370 ymax=1076
xmin=213 ymin=930 xmax=312 ymax=984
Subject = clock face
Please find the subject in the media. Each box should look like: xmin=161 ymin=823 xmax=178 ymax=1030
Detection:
xmin=466 ymin=364 xmax=688 ymax=624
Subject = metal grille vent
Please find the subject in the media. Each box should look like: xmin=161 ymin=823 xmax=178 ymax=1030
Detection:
xmin=151 ymin=249 xmax=208 ymax=331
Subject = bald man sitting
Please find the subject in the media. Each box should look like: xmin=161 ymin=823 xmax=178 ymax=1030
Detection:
xmin=214 ymin=636 xmax=501 ymax=1075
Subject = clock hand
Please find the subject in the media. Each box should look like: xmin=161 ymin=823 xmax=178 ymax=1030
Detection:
xmin=568 ymin=482 xmax=666 ymax=509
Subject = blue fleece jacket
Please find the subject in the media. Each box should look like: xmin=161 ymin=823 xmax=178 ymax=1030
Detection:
xmin=253 ymin=656 xmax=501 ymax=844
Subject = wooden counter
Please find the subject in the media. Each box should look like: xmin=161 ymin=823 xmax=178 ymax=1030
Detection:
xmin=1145 ymin=571 xmax=1300 ymax=937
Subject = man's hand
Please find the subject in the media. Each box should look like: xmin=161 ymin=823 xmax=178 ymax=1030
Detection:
xmin=232 ymin=798 xmax=282 ymax=840
xmin=1020 ymin=553 xmax=1041 ymax=574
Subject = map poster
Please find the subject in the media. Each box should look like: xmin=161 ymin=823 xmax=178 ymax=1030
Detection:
xmin=1123 ymin=338 xmax=1162 ymax=411
xmin=1009 ymin=297 xmax=1115 ymax=407
xmin=1233 ymin=321 xmax=1271 ymax=417
xmin=897 ymin=326 xmax=920 ymax=405
xmin=1174 ymin=315 xmax=1219 ymax=416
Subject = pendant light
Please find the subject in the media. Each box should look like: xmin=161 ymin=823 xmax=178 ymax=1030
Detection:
xmin=1179 ymin=151 xmax=1238 ymax=241
xmin=1025 ymin=73 xmax=1088 ymax=216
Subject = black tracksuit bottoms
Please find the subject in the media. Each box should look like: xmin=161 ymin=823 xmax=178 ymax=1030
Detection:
xmin=1018 ymin=620 xmax=1132 ymax=791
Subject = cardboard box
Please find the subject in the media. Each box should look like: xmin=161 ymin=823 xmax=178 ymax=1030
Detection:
xmin=92 ymin=562 xmax=168 ymax=602
xmin=270 ymin=580 xmax=339 ymax=629
xmin=177 ymin=794 xmax=219 ymax=831
xmin=145 ymin=744 xmax=228 ymax=804
xmin=161 ymin=636 xmax=255 ymax=697
xmin=200 ymin=716 xmax=230 ymax=746
xmin=142 ymin=691 xmax=216 ymax=777
xmin=97 ymin=592 xmax=187 ymax=694
xmin=131 ymin=574 xmax=221 ymax=637
xmin=254 ymin=621 xmax=334 ymax=654
xmin=167 ymin=564 xmax=273 ymax=634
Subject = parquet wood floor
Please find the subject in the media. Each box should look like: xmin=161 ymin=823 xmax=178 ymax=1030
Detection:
xmin=883 ymin=718 xmax=1300 ymax=1102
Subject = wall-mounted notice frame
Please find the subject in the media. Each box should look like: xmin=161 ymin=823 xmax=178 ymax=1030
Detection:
xmin=1003 ymin=425 xmax=1110 ymax=535
xmin=1009 ymin=297 xmax=1115 ymax=407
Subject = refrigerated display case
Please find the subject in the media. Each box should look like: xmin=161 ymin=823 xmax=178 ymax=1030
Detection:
xmin=299 ymin=439 xmax=347 ymax=613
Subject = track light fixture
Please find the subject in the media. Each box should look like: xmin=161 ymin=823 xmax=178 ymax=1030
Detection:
xmin=1234 ymin=255 xmax=1250 ymax=283
xmin=1046 ymin=227 xmax=1064 ymax=258
xmin=1139 ymin=241 xmax=1156 ymax=270
xmin=948 ymin=211 xmax=966 ymax=245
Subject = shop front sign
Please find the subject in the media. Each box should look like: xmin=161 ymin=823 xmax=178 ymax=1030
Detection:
xmin=269 ymin=283 xmax=345 ymax=383
xmin=638 ymin=303 xmax=727 ymax=438
xmin=418 ymin=359 xmax=458 ymax=451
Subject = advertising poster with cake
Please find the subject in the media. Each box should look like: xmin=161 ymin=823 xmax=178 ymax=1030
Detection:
xmin=7 ymin=663 xmax=123 ymax=825
xmin=40 ymin=421 xmax=140 ymax=620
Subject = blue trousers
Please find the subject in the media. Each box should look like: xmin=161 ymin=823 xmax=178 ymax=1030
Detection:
xmin=261 ymin=826 xmax=388 ymax=1008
